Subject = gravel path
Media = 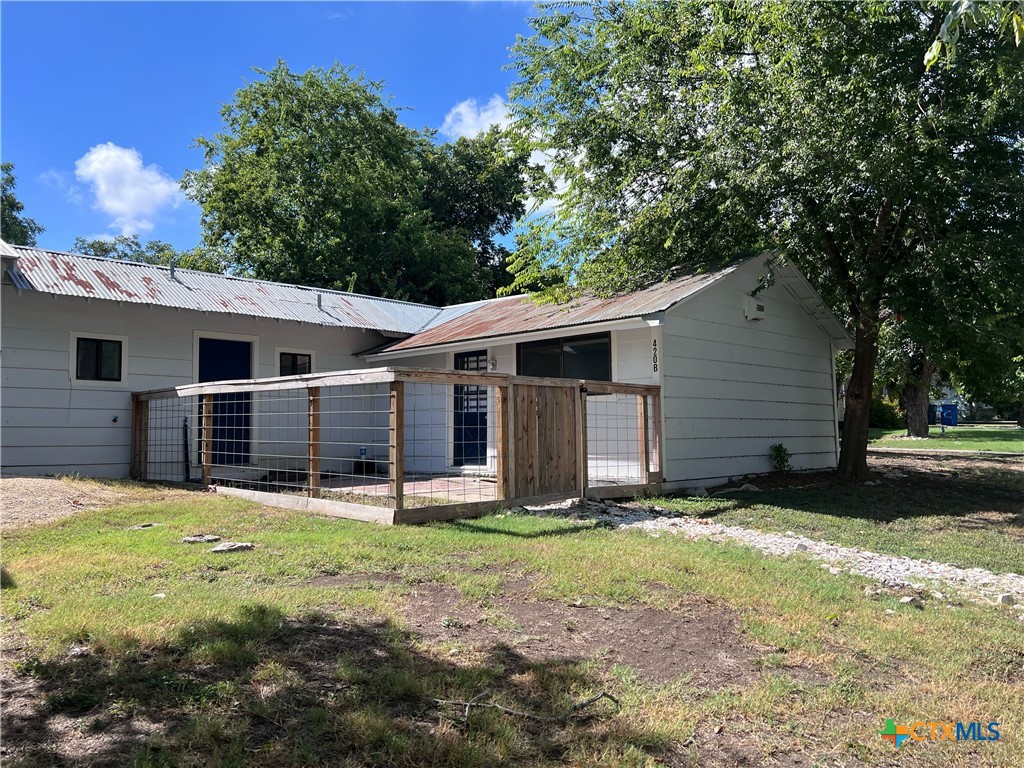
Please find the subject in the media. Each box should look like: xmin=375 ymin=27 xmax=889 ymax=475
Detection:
xmin=519 ymin=498 xmax=1024 ymax=612
xmin=0 ymin=477 xmax=203 ymax=530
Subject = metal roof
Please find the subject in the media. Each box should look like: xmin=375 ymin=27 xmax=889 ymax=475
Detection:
xmin=376 ymin=256 xmax=854 ymax=354
xmin=3 ymin=244 xmax=442 ymax=334
xmin=381 ymin=263 xmax=741 ymax=353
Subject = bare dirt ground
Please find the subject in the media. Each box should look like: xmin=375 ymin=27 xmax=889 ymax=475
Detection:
xmin=312 ymin=572 xmax=773 ymax=688
xmin=0 ymin=476 xmax=206 ymax=530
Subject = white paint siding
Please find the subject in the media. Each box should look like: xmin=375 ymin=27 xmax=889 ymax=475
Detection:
xmin=1 ymin=287 xmax=387 ymax=477
xmin=660 ymin=259 xmax=838 ymax=485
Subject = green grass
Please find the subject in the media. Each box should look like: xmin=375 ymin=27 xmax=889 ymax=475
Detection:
xmin=2 ymin=477 xmax=1023 ymax=766
xmin=869 ymin=426 xmax=1024 ymax=453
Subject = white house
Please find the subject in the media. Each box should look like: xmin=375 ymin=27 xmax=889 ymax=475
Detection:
xmin=1 ymin=239 xmax=851 ymax=488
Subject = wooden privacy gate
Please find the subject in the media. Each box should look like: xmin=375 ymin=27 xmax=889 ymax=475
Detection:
xmin=510 ymin=382 xmax=581 ymax=498
xmin=132 ymin=367 xmax=661 ymax=525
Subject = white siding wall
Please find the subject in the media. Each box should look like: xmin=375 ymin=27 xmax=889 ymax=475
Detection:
xmin=1 ymin=288 xmax=387 ymax=477
xmin=660 ymin=261 xmax=838 ymax=486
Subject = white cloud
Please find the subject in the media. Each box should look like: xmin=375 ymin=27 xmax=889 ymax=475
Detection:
xmin=74 ymin=143 xmax=182 ymax=235
xmin=440 ymin=95 xmax=568 ymax=216
xmin=440 ymin=95 xmax=510 ymax=140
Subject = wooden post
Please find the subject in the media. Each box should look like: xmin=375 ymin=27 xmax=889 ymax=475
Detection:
xmin=308 ymin=386 xmax=321 ymax=498
xmin=505 ymin=381 xmax=517 ymax=498
xmin=182 ymin=417 xmax=190 ymax=482
xmin=201 ymin=393 xmax=213 ymax=486
xmin=130 ymin=396 xmax=149 ymax=480
xmin=389 ymin=381 xmax=404 ymax=510
xmin=637 ymin=394 xmax=651 ymax=485
xmin=495 ymin=385 xmax=510 ymax=499
xmin=576 ymin=387 xmax=588 ymax=497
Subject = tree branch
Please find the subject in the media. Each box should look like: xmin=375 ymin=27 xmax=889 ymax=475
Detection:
xmin=434 ymin=690 xmax=620 ymax=724
xmin=803 ymin=196 xmax=861 ymax=317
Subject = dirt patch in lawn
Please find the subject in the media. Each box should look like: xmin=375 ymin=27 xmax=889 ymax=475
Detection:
xmin=405 ymin=579 xmax=759 ymax=687
xmin=0 ymin=477 xmax=207 ymax=530
xmin=302 ymin=570 xmax=788 ymax=688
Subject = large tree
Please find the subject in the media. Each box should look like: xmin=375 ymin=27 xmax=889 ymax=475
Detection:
xmin=1 ymin=163 xmax=44 ymax=246
xmin=72 ymin=235 xmax=227 ymax=274
xmin=419 ymin=126 xmax=531 ymax=296
xmin=183 ymin=61 xmax=528 ymax=305
xmin=875 ymin=232 xmax=1024 ymax=436
xmin=508 ymin=1 xmax=1024 ymax=478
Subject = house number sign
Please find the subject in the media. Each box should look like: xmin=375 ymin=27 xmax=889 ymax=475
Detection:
xmin=652 ymin=338 xmax=659 ymax=373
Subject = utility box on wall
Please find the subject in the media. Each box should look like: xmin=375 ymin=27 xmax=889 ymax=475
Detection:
xmin=744 ymin=296 xmax=766 ymax=322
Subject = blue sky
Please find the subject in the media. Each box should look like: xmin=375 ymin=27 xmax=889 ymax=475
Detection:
xmin=1 ymin=1 xmax=534 ymax=252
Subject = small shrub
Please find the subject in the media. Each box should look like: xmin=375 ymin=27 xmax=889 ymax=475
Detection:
xmin=869 ymin=397 xmax=904 ymax=429
xmin=769 ymin=443 xmax=792 ymax=472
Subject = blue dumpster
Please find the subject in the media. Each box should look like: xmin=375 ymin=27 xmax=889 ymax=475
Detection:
xmin=927 ymin=404 xmax=938 ymax=425
xmin=940 ymin=404 xmax=958 ymax=427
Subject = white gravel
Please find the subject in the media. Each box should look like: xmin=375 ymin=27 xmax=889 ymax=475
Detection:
xmin=515 ymin=498 xmax=1024 ymax=612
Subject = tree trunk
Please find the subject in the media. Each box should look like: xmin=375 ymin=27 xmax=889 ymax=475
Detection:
xmin=837 ymin=313 xmax=880 ymax=479
xmin=899 ymin=359 xmax=934 ymax=438
xmin=1018 ymin=388 xmax=1024 ymax=428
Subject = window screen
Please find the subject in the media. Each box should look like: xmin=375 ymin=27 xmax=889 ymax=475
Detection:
xmin=76 ymin=338 xmax=122 ymax=381
xmin=517 ymin=333 xmax=611 ymax=381
xmin=280 ymin=352 xmax=312 ymax=376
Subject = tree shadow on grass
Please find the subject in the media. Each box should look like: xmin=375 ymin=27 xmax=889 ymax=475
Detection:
xmin=690 ymin=452 xmax=1024 ymax=529
xmin=441 ymin=519 xmax=600 ymax=540
xmin=2 ymin=604 xmax=665 ymax=768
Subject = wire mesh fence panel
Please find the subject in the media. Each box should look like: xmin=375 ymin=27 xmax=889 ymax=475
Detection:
xmin=585 ymin=392 xmax=644 ymax=487
xmin=402 ymin=380 xmax=500 ymax=507
xmin=141 ymin=382 xmax=392 ymax=506
xmin=144 ymin=394 xmax=198 ymax=483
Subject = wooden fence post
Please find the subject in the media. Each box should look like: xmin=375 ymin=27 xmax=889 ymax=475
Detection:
xmin=495 ymin=385 xmax=511 ymax=500
xmin=389 ymin=381 xmax=404 ymax=510
xmin=576 ymin=387 xmax=588 ymax=497
xmin=201 ymin=393 xmax=213 ymax=486
xmin=308 ymin=386 xmax=321 ymax=498
xmin=650 ymin=392 xmax=663 ymax=483
xmin=637 ymin=394 xmax=651 ymax=485
xmin=130 ymin=396 xmax=148 ymax=480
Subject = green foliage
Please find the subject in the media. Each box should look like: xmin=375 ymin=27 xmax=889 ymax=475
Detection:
xmin=768 ymin=444 xmax=792 ymax=473
xmin=1 ymin=162 xmax=44 ymax=246
xmin=71 ymin=235 xmax=228 ymax=274
xmin=420 ymin=126 xmax=533 ymax=296
xmin=183 ymin=61 xmax=529 ymax=304
xmin=869 ymin=397 xmax=904 ymax=430
xmin=508 ymin=1 xmax=1024 ymax=475
xmin=924 ymin=0 xmax=1024 ymax=67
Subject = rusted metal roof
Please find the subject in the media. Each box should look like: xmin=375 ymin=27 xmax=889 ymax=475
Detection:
xmin=382 ymin=264 xmax=740 ymax=353
xmin=5 ymin=245 xmax=441 ymax=334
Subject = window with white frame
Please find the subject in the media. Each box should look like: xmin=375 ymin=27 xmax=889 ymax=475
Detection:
xmin=73 ymin=335 xmax=125 ymax=382
xmin=279 ymin=351 xmax=313 ymax=376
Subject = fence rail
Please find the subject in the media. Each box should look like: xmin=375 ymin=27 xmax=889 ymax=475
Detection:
xmin=132 ymin=367 xmax=661 ymax=524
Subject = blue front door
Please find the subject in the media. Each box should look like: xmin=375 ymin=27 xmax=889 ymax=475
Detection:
xmin=198 ymin=338 xmax=252 ymax=465
xmin=453 ymin=351 xmax=488 ymax=467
